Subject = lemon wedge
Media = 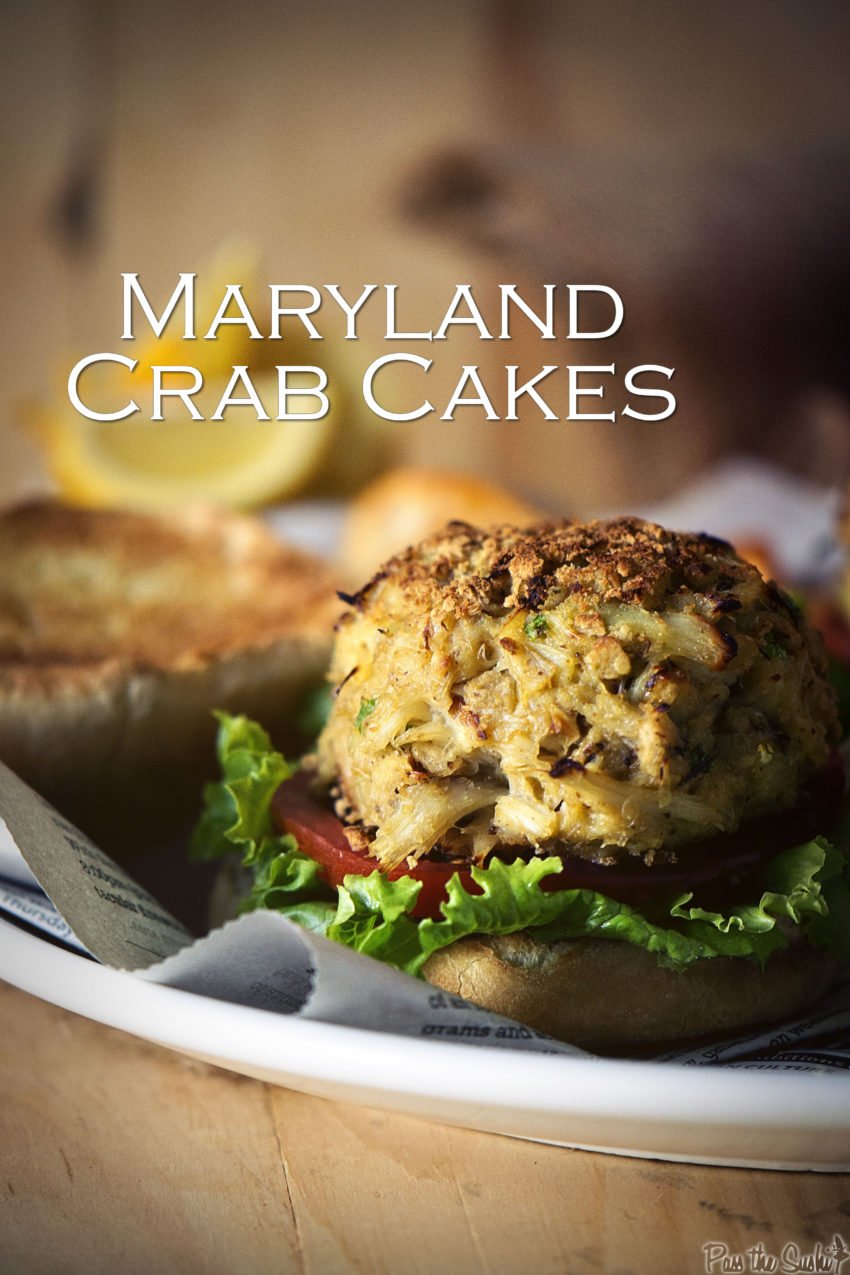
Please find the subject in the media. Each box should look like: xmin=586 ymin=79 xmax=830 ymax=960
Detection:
xmin=35 ymin=371 xmax=338 ymax=511
xmin=30 ymin=245 xmax=374 ymax=510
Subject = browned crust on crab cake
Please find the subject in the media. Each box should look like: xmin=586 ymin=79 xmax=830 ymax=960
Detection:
xmin=346 ymin=516 xmax=775 ymax=614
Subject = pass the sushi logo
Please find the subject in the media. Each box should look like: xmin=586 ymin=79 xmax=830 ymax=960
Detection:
xmin=703 ymin=1235 xmax=850 ymax=1274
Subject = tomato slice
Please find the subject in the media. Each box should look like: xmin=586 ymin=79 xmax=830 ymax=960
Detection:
xmin=809 ymin=597 xmax=850 ymax=666
xmin=271 ymin=771 xmax=479 ymax=919
xmin=271 ymin=755 xmax=843 ymax=922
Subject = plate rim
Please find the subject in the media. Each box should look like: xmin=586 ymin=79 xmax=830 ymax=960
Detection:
xmin=2 ymin=915 xmax=849 ymax=1136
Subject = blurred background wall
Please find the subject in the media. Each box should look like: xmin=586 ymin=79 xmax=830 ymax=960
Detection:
xmin=2 ymin=0 xmax=850 ymax=513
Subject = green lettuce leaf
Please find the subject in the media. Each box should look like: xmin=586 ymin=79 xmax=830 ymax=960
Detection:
xmin=192 ymin=713 xmax=850 ymax=977
xmin=191 ymin=713 xmax=327 ymax=905
xmin=296 ymin=683 xmax=334 ymax=740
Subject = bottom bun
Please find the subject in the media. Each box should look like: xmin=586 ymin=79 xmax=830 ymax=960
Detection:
xmin=422 ymin=932 xmax=839 ymax=1053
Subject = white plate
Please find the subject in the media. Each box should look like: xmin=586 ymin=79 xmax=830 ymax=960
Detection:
xmin=6 ymin=467 xmax=848 ymax=1171
xmin=3 ymin=917 xmax=849 ymax=1172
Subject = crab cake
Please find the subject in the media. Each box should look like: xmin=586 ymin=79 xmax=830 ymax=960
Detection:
xmin=317 ymin=518 xmax=837 ymax=871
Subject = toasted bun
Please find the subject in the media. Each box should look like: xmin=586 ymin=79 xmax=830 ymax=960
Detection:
xmin=0 ymin=501 xmax=340 ymax=849
xmin=340 ymin=466 xmax=544 ymax=584
xmin=423 ymin=931 xmax=838 ymax=1052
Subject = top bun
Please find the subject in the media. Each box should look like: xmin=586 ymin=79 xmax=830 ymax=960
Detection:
xmin=317 ymin=517 xmax=838 ymax=871
xmin=0 ymin=501 xmax=340 ymax=848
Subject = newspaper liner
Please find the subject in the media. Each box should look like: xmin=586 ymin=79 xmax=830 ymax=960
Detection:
xmin=0 ymin=763 xmax=580 ymax=1055
xmin=1 ymin=759 xmax=849 ymax=1071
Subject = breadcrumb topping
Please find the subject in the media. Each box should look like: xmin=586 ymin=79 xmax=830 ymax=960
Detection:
xmin=317 ymin=518 xmax=838 ymax=870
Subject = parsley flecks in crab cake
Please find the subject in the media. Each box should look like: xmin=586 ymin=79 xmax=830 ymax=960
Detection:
xmin=317 ymin=518 xmax=837 ymax=870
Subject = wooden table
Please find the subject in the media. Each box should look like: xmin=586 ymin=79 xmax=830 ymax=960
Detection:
xmin=1 ymin=981 xmax=848 ymax=1275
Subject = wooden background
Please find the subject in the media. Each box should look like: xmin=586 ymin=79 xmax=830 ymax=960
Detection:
xmin=3 ymin=1 xmax=850 ymax=511
xmin=3 ymin=10 xmax=850 ymax=1264
xmin=3 ymin=981 xmax=849 ymax=1275
xmin=2 ymin=9 xmax=850 ymax=1264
